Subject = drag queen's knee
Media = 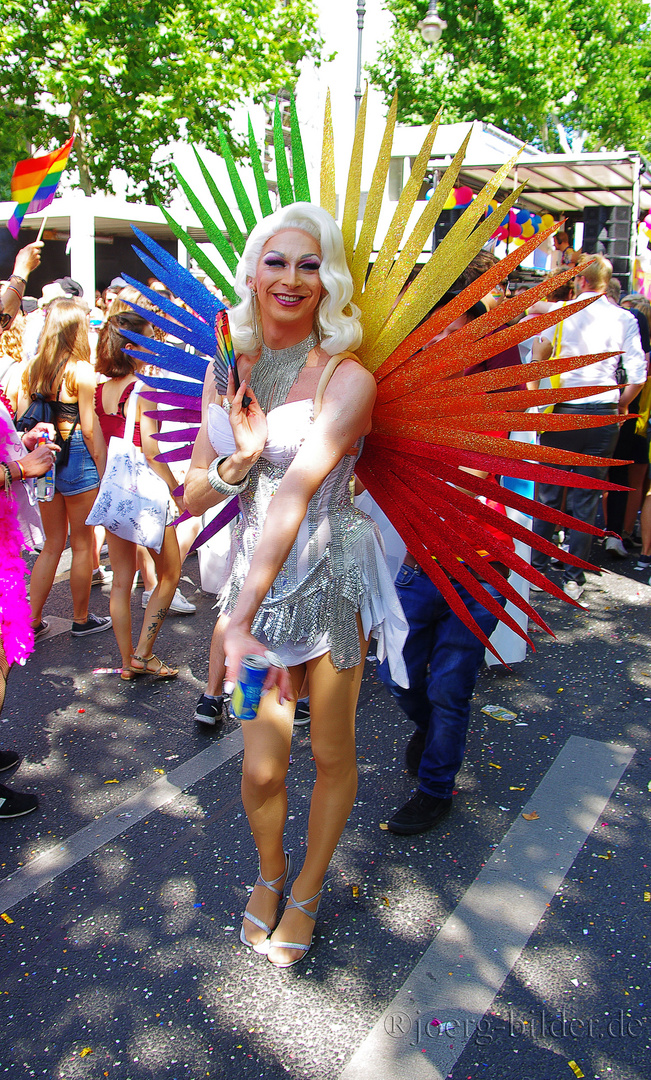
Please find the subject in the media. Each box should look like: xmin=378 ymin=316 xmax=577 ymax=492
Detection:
xmin=242 ymin=756 xmax=287 ymax=795
xmin=312 ymin=739 xmax=356 ymax=781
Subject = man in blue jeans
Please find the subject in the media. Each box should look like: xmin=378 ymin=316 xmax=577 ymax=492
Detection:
xmin=377 ymin=255 xmax=514 ymax=835
xmin=378 ymin=563 xmax=505 ymax=834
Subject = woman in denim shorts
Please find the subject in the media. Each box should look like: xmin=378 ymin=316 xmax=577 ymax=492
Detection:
xmin=10 ymin=299 xmax=111 ymax=638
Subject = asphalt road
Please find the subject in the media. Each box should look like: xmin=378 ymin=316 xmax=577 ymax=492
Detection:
xmin=0 ymin=544 xmax=649 ymax=1080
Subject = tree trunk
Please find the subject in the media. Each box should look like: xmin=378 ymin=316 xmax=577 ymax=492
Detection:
xmin=540 ymin=118 xmax=549 ymax=152
xmin=69 ymin=110 xmax=92 ymax=196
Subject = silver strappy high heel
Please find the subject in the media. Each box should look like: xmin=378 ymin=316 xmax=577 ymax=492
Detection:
xmin=266 ymin=884 xmax=323 ymax=968
xmin=240 ymin=852 xmax=292 ymax=953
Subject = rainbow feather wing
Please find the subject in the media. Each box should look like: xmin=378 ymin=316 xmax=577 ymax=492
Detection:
xmin=118 ymin=95 xmax=623 ymax=652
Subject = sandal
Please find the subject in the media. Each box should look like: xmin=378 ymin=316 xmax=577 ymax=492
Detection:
xmin=267 ymin=884 xmax=323 ymax=968
xmin=120 ymin=668 xmax=137 ymax=681
xmin=129 ymin=653 xmax=179 ymax=679
xmin=240 ymin=852 xmax=292 ymax=954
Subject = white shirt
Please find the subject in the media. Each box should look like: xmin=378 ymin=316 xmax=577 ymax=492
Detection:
xmin=540 ymin=292 xmax=647 ymax=403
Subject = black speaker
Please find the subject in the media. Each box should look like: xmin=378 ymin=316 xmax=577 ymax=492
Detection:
xmin=432 ymin=207 xmax=465 ymax=250
xmin=582 ymin=206 xmax=631 ymax=285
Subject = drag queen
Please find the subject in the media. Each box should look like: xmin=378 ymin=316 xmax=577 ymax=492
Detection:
xmin=185 ymin=203 xmax=407 ymax=968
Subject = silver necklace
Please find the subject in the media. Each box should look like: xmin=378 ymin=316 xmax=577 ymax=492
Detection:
xmin=250 ymin=331 xmax=318 ymax=412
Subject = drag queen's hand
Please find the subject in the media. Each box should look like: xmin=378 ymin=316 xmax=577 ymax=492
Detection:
xmin=223 ymin=621 xmax=294 ymax=707
xmin=227 ymin=378 xmax=267 ymax=465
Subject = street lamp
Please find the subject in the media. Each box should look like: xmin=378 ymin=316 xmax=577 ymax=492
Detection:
xmin=418 ymin=0 xmax=447 ymax=43
xmin=354 ymin=0 xmax=366 ymax=124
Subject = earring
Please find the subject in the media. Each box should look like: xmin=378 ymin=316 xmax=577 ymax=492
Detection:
xmin=250 ymin=289 xmax=260 ymax=342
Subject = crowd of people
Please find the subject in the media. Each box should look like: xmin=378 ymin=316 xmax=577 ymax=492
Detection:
xmin=0 ymin=213 xmax=649 ymax=967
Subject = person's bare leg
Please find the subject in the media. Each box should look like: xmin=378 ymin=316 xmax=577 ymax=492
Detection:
xmin=133 ymin=526 xmax=181 ymax=660
xmin=92 ymin=526 xmax=105 ymax=572
xmin=268 ymin=631 xmax=369 ymax=966
xmin=623 ymin=464 xmax=647 ymax=537
xmin=64 ymin=489 xmax=98 ymax=623
xmin=137 ymin=546 xmax=157 ymax=592
xmin=641 ymin=490 xmax=651 ymax=557
xmin=176 ymin=516 xmax=201 ymax=565
xmin=205 ymin=613 xmax=228 ymax=697
xmin=29 ymin=494 xmax=68 ymax=627
xmin=240 ymin=666 xmax=304 ymax=948
xmin=106 ymin=533 xmax=137 ymax=671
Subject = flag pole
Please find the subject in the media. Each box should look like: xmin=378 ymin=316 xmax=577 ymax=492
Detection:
xmin=35 ymin=216 xmax=48 ymax=242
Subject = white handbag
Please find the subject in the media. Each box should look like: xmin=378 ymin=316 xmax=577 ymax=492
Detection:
xmin=86 ymin=380 xmax=170 ymax=552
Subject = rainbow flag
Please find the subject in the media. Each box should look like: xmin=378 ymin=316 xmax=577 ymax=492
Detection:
xmin=7 ymin=135 xmax=75 ymax=239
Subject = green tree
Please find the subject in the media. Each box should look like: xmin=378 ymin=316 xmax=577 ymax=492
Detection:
xmin=368 ymin=0 xmax=651 ymax=154
xmin=0 ymin=0 xmax=322 ymax=201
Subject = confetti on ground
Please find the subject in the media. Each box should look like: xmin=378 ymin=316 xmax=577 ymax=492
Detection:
xmin=78 ymin=708 xmax=86 ymax=713
xmin=510 ymin=786 xmax=525 ymax=791
xmin=557 ymin=688 xmax=564 ymax=694
xmin=644 ymin=890 xmax=650 ymax=902
xmin=597 ymin=851 xmax=612 ymax=860
xmin=429 ymin=1019 xmax=455 ymax=1033
xmin=92 ymin=668 xmax=122 ymax=674
xmin=489 ymin=762 xmax=501 ymax=769
xmin=481 ymin=705 xmax=517 ymax=721
xmin=153 ymin=768 xmax=165 ymax=774
xmin=1 ymin=913 xmax=13 ymax=924
xmin=381 ymin=897 xmax=390 ymax=906
xmin=568 ymin=1061 xmax=584 ymax=1078
xmin=352 ymin=885 xmax=360 ymax=898
xmin=379 ymin=823 xmax=388 ymax=831
xmin=522 ymin=811 xmax=540 ymax=821
xmin=104 ymin=779 xmax=119 ymax=784
xmin=79 ymin=1048 xmax=93 ymax=1058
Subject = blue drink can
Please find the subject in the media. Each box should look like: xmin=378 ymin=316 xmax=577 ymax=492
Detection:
xmin=231 ymin=655 xmax=270 ymax=720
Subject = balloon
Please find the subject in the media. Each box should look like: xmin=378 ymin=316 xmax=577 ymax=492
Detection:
xmin=455 ymin=186 xmax=474 ymax=207
xmin=532 ymin=215 xmax=542 ymax=232
xmin=510 ymin=221 xmax=523 ymax=237
xmin=541 ymin=213 xmax=555 ymax=229
xmin=425 ymin=187 xmax=435 ymax=201
xmin=515 ymin=209 xmax=530 ymax=225
xmin=512 ymin=237 xmax=525 ymax=246
xmin=522 ymin=221 xmax=535 ymax=237
xmin=443 ymin=191 xmax=457 ymax=211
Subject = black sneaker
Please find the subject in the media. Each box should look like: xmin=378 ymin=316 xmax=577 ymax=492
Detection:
xmin=293 ymin=699 xmax=311 ymax=727
xmin=0 ymin=783 xmax=39 ymax=818
xmin=634 ymin=554 xmax=651 ymax=571
xmin=32 ymin=621 xmax=50 ymax=641
xmin=71 ymin=613 xmax=112 ymax=637
xmin=405 ymin=729 xmax=426 ymax=776
xmin=386 ymin=791 xmax=452 ymax=835
xmin=194 ymin=694 xmax=226 ymax=727
xmin=0 ymin=751 xmax=20 ymax=773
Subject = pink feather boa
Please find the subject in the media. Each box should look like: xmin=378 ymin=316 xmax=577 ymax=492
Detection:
xmin=0 ymin=413 xmax=34 ymax=666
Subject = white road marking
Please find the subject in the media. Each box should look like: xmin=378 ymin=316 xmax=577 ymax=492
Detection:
xmin=339 ymin=736 xmax=634 ymax=1080
xmin=0 ymin=728 xmax=244 ymax=912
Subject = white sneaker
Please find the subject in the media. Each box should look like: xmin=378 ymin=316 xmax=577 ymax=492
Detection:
xmin=563 ymin=580 xmax=584 ymax=601
xmin=605 ymin=536 xmax=628 ymax=559
xmin=169 ymin=588 xmax=196 ymax=614
xmin=141 ymin=587 xmax=196 ymax=614
xmin=91 ymin=565 xmax=113 ymax=586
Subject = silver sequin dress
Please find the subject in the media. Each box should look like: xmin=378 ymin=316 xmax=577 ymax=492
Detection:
xmin=207 ymin=396 xmax=408 ymax=685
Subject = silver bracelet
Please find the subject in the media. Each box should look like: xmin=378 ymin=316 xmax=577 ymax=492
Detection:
xmin=207 ymin=455 xmax=250 ymax=495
